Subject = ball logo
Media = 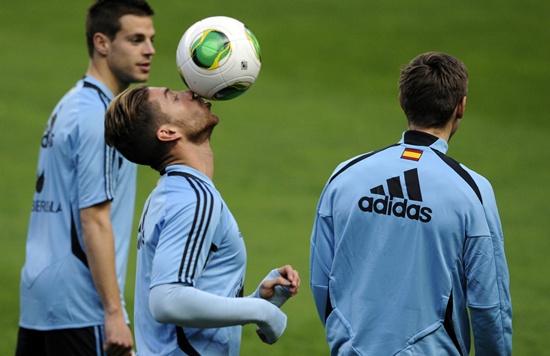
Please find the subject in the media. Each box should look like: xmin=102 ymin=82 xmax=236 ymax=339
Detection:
xmin=213 ymin=82 xmax=251 ymax=100
xmin=245 ymin=27 xmax=261 ymax=61
xmin=191 ymin=30 xmax=231 ymax=70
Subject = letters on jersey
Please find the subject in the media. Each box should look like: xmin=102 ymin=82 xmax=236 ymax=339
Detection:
xmin=357 ymin=168 xmax=432 ymax=223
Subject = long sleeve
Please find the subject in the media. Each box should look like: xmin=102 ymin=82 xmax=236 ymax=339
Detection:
xmin=464 ymin=170 xmax=512 ymax=355
xmin=149 ymin=284 xmax=287 ymax=344
xmin=464 ymin=235 xmax=507 ymax=355
xmin=310 ymin=206 xmax=335 ymax=324
xmin=484 ymin=186 xmax=512 ymax=346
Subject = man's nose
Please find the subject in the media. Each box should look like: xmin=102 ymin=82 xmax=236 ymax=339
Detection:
xmin=144 ymin=40 xmax=155 ymax=56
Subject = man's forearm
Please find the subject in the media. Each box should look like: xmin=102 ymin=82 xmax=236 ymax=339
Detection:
xmin=150 ymin=284 xmax=283 ymax=328
xmin=81 ymin=201 xmax=133 ymax=351
xmin=150 ymin=284 xmax=287 ymax=344
xmin=80 ymin=202 xmax=123 ymax=316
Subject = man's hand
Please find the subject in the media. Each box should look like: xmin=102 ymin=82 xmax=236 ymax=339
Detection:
xmin=104 ymin=311 xmax=133 ymax=356
xmin=258 ymin=265 xmax=300 ymax=307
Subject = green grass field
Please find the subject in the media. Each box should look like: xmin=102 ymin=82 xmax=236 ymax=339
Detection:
xmin=1 ymin=0 xmax=549 ymax=354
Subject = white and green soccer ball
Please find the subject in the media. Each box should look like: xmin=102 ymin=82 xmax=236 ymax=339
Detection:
xmin=176 ymin=16 xmax=262 ymax=100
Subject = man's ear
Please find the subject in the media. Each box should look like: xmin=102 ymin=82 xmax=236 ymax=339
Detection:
xmin=456 ymin=96 xmax=467 ymax=119
xmin=93 ymin=33 xmax=110 ymax=56
xmin=157 ymin=124 xmax=182 ymax=142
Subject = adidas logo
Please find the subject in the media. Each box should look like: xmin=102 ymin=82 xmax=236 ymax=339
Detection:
xmin=357 ymin=168 xmax=432 ymax=223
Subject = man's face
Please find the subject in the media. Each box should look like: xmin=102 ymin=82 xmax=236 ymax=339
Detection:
xmin=107 ymin=15 xmax=155 ymax=85
xmin=148 ymin=87 xmax=219 ymax=142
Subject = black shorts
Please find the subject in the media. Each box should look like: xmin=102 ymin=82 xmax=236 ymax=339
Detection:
xmin=15 ymin=325 xmax=106 ymax=356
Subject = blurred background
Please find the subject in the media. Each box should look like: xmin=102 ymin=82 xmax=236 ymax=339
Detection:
xmin=1 ymin=0 xmax=549 ymax=354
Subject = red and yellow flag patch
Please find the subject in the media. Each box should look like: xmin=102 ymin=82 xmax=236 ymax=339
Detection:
xmin=401 ymin=148 xmax=423 ymax=161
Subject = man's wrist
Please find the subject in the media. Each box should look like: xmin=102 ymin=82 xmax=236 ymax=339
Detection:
xmin=104 ymin=305 xmax=124 ymax=318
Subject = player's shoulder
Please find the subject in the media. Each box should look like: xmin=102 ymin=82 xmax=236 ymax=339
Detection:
xmin=434 ymin=150 xmax=495 ymax=204
xmin=460 ymin=162 xmax=496 ymax=200
xmin=331 ymin=153 xmax=367 ymax=178
xmin=162 ymin=172 xmax=220 ymax=206
xmin=74 ymin=80 xmax=109 ymax=112
xmin=459 ymin=162 xmax=491 ymax=186
xmin=155 ymin=173 xmax=222 ymax=226
xmin=328 ymin=144 xmax=400 ymax=185
xmin=434 ymin=149 xmax=492 ymax=189
xmin=57 ymin=80 xmax=106 ymax=121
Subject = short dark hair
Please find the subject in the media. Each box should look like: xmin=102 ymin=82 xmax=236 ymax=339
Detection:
xmin=105 ymin=86 xmax=172 ymax=170
xmin=86 ymin=0 xmax=154 ymax=57
xmin=399 ymin=52 xmax=468 ymax=128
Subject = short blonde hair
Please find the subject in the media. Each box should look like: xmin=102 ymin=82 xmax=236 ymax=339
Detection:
xmin=105 ymin=86 xmax=171 ymax=170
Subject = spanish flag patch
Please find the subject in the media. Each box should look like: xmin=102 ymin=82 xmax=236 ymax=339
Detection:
xmin=401 ymin=148 xmax=423 ymax=161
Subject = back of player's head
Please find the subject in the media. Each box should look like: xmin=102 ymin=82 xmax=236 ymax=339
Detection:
xmin=105 ymin=86 xmax=172 ymax=170
xmin=399 ymin=52 xmax=468 ymax=128
xmin=86 ymin=0 xmax=154 ymax=57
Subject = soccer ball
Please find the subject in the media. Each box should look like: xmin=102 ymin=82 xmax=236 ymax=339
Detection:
xmin=176 ymin=16 xmax=262 ymax=100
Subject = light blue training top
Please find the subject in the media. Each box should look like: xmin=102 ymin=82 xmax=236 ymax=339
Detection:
xmin=20 ymin=75 xmax=136 ymax=330
xmin=310 ymin=130 xmax=512 ymax=355
xmin=134 ymin=164 xmax=247 ymax=356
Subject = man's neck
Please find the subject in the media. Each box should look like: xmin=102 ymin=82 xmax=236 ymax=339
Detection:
xmin=86 ymin=60 xmax=127 ymax=96
xmin=408 ymin=119 xmax=456 ymax=143
xmin=166 ymin=141 xmax=214 ymax=179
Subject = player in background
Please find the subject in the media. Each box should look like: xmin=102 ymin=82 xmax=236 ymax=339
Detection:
xmin=16 ymin=1 xmax=155 ymax=355
xmin=104 ymin=86 xmax=300 ymax=355
xmin=310 ymin=52 xmax=512 ymax=355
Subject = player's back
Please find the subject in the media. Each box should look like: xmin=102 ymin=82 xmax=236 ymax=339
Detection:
xmin=323 ymin=131 xmax=490 ymax=355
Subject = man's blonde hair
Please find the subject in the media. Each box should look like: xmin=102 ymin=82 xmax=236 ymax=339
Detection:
xmin=105 ymin=86 xmax=171 ymax=170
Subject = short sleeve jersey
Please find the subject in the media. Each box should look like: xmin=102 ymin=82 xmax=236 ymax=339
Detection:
xmin=310 ymin=130 xmax=511 ymax=355
xmin=19 ymin=75 xmax=137 ymax=329
xmin=134 ymin=165 xmax=246 ymax=356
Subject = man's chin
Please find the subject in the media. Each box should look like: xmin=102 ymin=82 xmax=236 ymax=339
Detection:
xmin=125 ymin=72 xmax=150 ymax=84
xmin=132 ymin=75 xmax=149 ymax=84
xmin=211 ymin=114 xmax=220 ymax=126
xmin=187 ymin=123 xmax=217 ymax=144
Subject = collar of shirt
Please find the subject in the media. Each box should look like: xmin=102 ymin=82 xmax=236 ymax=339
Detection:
xmin=399 ymin=130 xmax=449 ymax=154
xmin=162 ymin=164 xmax=214 ymax=187
xmin=82 ymin=74 xmax=114 ymax=101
